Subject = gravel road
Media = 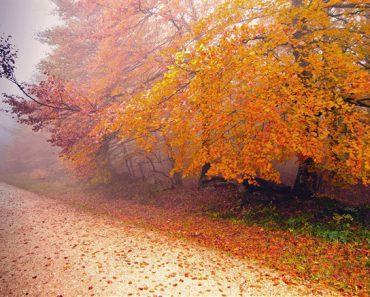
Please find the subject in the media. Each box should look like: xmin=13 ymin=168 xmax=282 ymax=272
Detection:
xmin=0 ymin=182 xmax=337 ymax=297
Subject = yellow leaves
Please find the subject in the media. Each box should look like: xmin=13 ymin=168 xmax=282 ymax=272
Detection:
xmin=78 ymin=0 xmax=370 ymax=186
xmin=196 ymin=43 xmax=206 ymax=52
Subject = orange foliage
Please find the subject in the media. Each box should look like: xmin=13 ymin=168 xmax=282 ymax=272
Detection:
xmin=99 ymin=0 xmax=369 ymax=185
xmin=3 ymin=0 xmax=369 ymax=186
xmin=34 ymin=0 xmax=219 ymax=179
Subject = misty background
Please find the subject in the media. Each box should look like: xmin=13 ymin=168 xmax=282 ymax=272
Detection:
xmin=0 ymin=0 xmax=63 ymax=177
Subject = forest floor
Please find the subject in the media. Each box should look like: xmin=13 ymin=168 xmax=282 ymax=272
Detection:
xmin=0 ymin=178 xmax=368 ymax=296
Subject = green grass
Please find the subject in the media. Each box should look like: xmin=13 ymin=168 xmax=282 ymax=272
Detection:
xmin=209 ymin=202 xmax=369 ymax=243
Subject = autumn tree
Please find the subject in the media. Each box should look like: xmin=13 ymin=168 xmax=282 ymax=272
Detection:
xmin=1 ymin=0 xmax=219 ymax=182
xmin=97 ymin=0 xmax=369 ymax=197
xmin=1 ymin=1 xmax=368 ymax=196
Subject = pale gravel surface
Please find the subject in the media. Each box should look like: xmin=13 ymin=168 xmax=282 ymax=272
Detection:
xmin=0 ymin=182 xmax=338 ymax=297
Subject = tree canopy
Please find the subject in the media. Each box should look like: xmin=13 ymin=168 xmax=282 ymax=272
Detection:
xmin=1 ymin=0 xmax=369 ymax=188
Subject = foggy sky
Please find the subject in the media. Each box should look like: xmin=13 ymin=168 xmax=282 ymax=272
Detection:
xmin=0 ymin=0 xmax=60 ymax=147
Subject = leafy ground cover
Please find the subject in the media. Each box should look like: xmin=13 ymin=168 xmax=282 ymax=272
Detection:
xmin=1 ymin=174 xmax=369 ymax=296
xmin=219 ymin=197 xmax=369 ymax=244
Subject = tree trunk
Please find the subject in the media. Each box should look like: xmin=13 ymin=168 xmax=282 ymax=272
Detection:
xmin=292 ymin=157 xmax=319 ymax=199
xmin=172 ymin=171 xmax=183 ymax=186
xmin=168 ymin=157 xmax=183 ymax=187
xmin=198 ymin=163 xmax=210 ymax=188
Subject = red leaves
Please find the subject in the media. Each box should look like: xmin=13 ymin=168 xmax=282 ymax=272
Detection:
xmin=54 ymin=187 xmax=368 ymax=296
xmin=281 ymin=275 xmax=297 ymax=286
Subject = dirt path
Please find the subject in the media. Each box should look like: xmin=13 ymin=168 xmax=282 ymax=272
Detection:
xmin=0 ymin=183 xmax=336 ymax=297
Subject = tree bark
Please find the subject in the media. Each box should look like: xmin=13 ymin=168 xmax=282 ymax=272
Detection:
xmin=168 ymin=157 xmax=183 ymax=187
xmin=198 ymin=163 xmax=210 ymax=188
xmin=172 ymin=171 xmax=183 ymax=187
xmin=292 ymin=157 xmax=319 ymax=199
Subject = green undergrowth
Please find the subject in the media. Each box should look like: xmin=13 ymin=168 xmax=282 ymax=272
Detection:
xmin=209 ymin=198 xmax=370 ymax=244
